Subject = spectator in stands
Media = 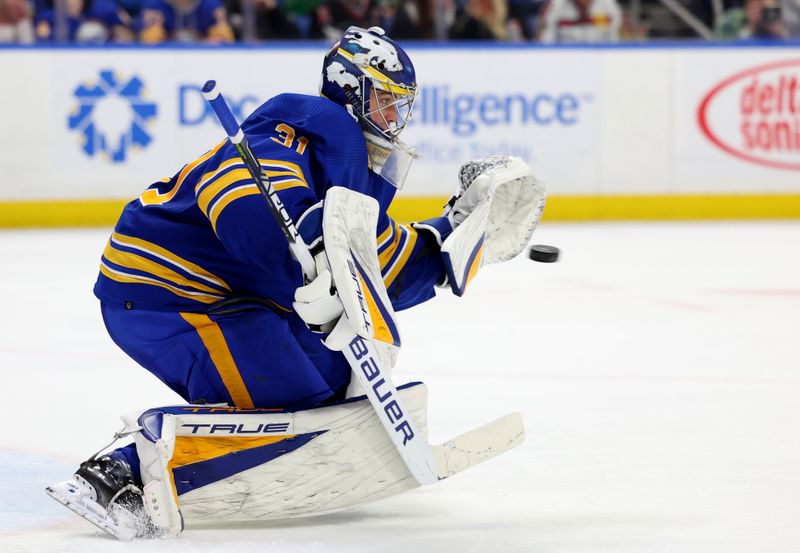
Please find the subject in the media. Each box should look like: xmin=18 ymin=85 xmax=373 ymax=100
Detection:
xmin=252 ymin=0 xmax=301 ymax=39
xmin=34 ymin=0 xmax=85 ymax=41
xmin=309 ymin=0 xmax=375 ymax=39
xmin=449 ymin=0 xmax=508 ymax=39
xmin=118 ymin=0 xmax=146 ymax=17
xmin=138 ymin=0 xmax=234 ymax=42
xmin=715 ymin=0 xmax=785 ymax=38
xmin=507 ymin=0 xmax=543 ymax=39
xmin=0 ymin=0 xmax=34 ymax=42
xmin=223 ymin=0 xmax=303 ymax=40
xmin=76 ymin=0 xmax=135 ymax=42
xmin=373 ymin=0 xmax=397 ymax=33
xmin=748 ymin=0 xmax=785 ymax=36
xmin=376 ymin=0 xmax=434 ymax=40
xmin=690 ymin=0 xmax=739 ymax=30
xmin=539 ymin=0 xmax=622 ymax=42
xmin=281 ymin=0 xmax=325 ymax=37
xmin=781 ymin=0 xmax=799 ymax=35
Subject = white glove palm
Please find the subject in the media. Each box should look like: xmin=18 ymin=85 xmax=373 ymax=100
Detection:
xmin=443 ymin=155 xmax=546 ymax=264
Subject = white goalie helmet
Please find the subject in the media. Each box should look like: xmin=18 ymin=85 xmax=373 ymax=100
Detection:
xmin=319 ymin=26 xmax=419 ymax=189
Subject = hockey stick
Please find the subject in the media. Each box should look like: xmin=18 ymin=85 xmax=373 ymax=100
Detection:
xmin=202 ymin=80 xmax=438 ymax=485
xmin=201 ymin=81 xmax=524 ymax=485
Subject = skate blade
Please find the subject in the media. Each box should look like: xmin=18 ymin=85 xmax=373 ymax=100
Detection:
xmin=45 ymin=479 xmax=138 ymax=541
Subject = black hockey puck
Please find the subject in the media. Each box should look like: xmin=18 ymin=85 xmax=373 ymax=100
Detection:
xmin=529 ymin=244 xmax=560 ymax=263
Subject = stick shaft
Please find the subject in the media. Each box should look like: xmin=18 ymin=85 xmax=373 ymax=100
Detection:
xmin=202 ymin=80 xmax=315 ymax=279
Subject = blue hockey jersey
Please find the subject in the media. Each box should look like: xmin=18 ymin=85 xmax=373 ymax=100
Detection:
xmin=94 ymin=93 xmax=452 ymax=315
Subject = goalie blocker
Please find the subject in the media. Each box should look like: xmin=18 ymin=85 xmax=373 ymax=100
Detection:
xmin=45 ymin=383 xmax=524 ymax=538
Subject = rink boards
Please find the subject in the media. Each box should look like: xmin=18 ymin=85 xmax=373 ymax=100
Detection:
xmin=1 ymin=43 xmax=800 ymax=225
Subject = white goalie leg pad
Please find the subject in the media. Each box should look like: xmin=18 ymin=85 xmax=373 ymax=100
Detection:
xmin=121 ymin=411 xmax=184 ymax=537
xmin=322 ymin=186 xmax=401 ymax=348
xmin=441 ymin=156 xmax=547 ymax=296
xmin=104 ymin=384 xmax=525 ymax=528
xmin=122 ymin=383 xmax=430 ymax=523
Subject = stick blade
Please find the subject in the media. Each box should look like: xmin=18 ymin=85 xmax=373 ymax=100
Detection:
xmin=432 ymin=412 xmax=525 ymax=479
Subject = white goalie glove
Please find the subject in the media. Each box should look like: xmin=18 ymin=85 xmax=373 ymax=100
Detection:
xmin=292 ymin=188 xmax=401 ymax=378
xmin=292 ymin=253 xmax=355 ymax=351
xmin=440 ymin=155 xmax=547 ymax=295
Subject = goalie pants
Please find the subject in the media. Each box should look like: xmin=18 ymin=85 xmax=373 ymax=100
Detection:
xmin=99 ymin=301 xmax=352 ymax=482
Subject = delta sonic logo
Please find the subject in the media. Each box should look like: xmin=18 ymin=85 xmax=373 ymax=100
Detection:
xmin=67 ymin=70 xmax=157 ymax=163
xmin=698 ymin=60 xmax=800 ymax=170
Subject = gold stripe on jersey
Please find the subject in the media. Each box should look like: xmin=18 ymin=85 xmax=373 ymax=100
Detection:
xmin=197 ymin=157 xmax=305 ymax=192
xmin=99 ymin=262 xmax=224 ymax=304
xmin=378 ymin=220 xmax=401 ymax=269
xmin=179 ymin=312 xmax=255 ymax=408
xmin=197 ymin=169 xmax=308 ymax=219
xmin=197 ymin=160 xmax=310 ymax=223
xmin=111 ymin=232 xmax=231 ymax=291
xmin=377 ymin=221 xmax=394 ymax=249
xmin=208 ymin=185 xmax=261 ymax=233
xmin=258 ymin=158 xmax=305 ymax=179
xmin=139 ymin=140 xmax=227 ymax=206
xmin=383 ymin=225 xmax=418 ymax=288
xmin=103 ymin=241 xmax=226 ymax=296
xmin=197 ymin=168 xmax=253 ymax=216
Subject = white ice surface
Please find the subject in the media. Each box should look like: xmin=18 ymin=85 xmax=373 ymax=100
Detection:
xmin=1 ymin=222 xmax=799 ymax=552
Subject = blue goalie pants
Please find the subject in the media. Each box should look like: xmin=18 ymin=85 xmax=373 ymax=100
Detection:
xmin=99 ymin=301 xmax=352 ymax=483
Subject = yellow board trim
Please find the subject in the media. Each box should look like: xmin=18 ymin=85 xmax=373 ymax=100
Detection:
xmin=179 ymin=312 xmax=255 ymax=409
xmin=4 ymin=194 xmax=800 ymax=228
xmin=387 ymin=194 xmax=800 ymax=222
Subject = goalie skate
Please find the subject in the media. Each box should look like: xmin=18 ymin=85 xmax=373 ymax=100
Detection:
xmin=46 ymin=478 xmax=142 ymax=540
xmin=46 ymin=456 xmax=160 ymax=541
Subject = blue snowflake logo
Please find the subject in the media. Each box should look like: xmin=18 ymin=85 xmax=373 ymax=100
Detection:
xmin=67 ymin=70 xmax=157 ymax=163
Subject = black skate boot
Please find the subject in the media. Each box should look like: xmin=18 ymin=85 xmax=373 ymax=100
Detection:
xmin=46 ymin=455 xmax=158 ymax=540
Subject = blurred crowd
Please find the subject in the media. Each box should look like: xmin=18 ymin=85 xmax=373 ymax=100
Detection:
xmin=0 ymin=0 xmax=798 ymax=43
